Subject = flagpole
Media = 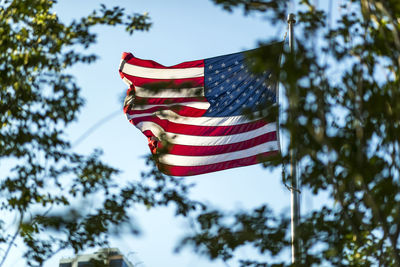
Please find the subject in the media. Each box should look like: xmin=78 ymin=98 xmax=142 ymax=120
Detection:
xmin=287 ymin=13 xmax=300 ymax=265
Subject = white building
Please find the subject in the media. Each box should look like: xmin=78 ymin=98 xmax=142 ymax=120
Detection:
xmin=59 ymin=248 xmax=135 ymax=267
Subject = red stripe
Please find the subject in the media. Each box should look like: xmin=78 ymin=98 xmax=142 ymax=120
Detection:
xmin=121 ymin=52 xmax=134 ymax=62
xmin=122 ymin=53 xmax=205 ymax=69
xmin=133 ymin=96 xmax=207 ymax=105
xmin=163 ymin=132 xmax=276 ymax=156
xmin=142 ymin=130 xmax=154 ymax=138
xmin=129 ymin=116 xmax=270 ymax=136
xmin=157 ymin=151 xmax=278 ymax=177
xmin=126 ymin=105 xmax=207 ymax=117
xmin=121 ymin=73 xmax=204 ymax=87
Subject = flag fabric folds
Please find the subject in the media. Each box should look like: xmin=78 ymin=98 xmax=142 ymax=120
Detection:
xmin=119 ymin=43 xmax=282 ymax=176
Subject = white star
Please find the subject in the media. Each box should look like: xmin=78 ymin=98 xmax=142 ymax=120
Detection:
xmin=256 ymin=90 xmax=260 ymax=94
xmin=232 ymin=84 xmax=236 ymax=88
xmin=230 ymin=95 xmax=233 ymax=99
xmin=208 ymin=77 xmax=212 ymax=81
xmin=243 ymin=92 xmax=247 ymax=96
xmin=229 ymin=106 xmax=233 ymax=110
xmin=214 ymin=81 xmax=219 ymax=86
xmin=235 ymin=61 xmax=239 ymax=65
xmin=220 ymin=86 xmax=224 ymax=91
xmin=256 ymin=78 xmax=260 ymax=82
xmin=228 ymin=67 xmax=232 ymax=72
xmin=256 ymin=101 xmax=259 ymax=105
xmin=208 ymin=65 xmax=213 ymax=69
xmin=221 ymin=63 xmax=226 ymax=67
xmin=221 ymin=74 xmax=225 ymax=79
xmin=227 ymin=91 xmax=230 ymax=95
xmin=240 ymin=64 xmax=244 ymax=69
xmin=226 ymin=79 xmax=230 ymax=83
xmin=250 ymin=97 xmax=253 ymax=101
xmin=236 ymin=99 xmax=240 ymax=103
xmin=215 ymin=70 xmax=219 ymax=74
xmin=250 ymin=85 xmax=254 ymax=89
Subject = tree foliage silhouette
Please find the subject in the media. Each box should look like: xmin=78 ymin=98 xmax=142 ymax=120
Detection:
xmin=178 ymin=0 xmax=400 ymax=266
xmin=0 ymin=1 xmax=199 ymax=266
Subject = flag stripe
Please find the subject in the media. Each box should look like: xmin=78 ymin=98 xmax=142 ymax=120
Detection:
xmin=128 ymin=101 xmax=210 ymax=111
xmin=134 ymin=86 xmax=205 ymax=98
xmin=129 ymin=116 xmax=268 ymax=136
xmin=121 ymin=61 xmax=204 ymax=79
xmin=134 ymin=96 xmax=207 ymax=105
xmin=158 ymin=140 xmax=278 ymax=166
xmin=122 ymin=77 xmax=132 ymax=86
xmin=121 ymin=73 xmax=204 ymax=87
xmin=158 ymin=151 xmax=278 ymax=176
xmin=134 ymin=121 xmax=276 ymax=146
xmin=121 ymin=53 xmax=204 ymax=69
xmin=166 ymin=131 xmax=277 ymax=156
xmin=128 ymin=110 xmax=262 ymax=126
xmin=127 ymin=105 xmax=208 ymax=117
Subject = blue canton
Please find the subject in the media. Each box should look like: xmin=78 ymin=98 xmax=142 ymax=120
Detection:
xmin=203 ymin=51 xmax=276 ymax=117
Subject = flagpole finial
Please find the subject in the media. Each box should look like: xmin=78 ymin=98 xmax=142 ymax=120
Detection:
xmin=287 ymin=13 xmax=296 ymax=24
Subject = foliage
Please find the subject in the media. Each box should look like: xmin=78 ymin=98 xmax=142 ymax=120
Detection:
xmin=210 ymin=0 xmax=286 ymax=23
xmin=176 ymin=0 xmax=400 ymax=266
xmin=0 ymin=1 xmax=200 ymax=266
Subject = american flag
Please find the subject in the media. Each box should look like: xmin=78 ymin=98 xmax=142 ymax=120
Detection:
xmin=119 ymin=44 xmax=282 ymax=176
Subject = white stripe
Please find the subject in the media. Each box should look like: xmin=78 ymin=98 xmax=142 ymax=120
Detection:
xmin=132 ymin=102 xmax=210 ymax=111
xmin=135 ymin=86 xmax=204 ymax=98
xmin=122 ymin=77 xmax=132 ymax=86
xmin=134 ymin=121 xmax=276 ymax=146
xmin=158 ymin=141 xmax=279 ymax=166
xmin=128 ymin=113 xmax=154 ymax=119
xmin=121 ymin=60 xmax=204 ymax=79
xmin=127 ymin=110 xmax=266 ymax=126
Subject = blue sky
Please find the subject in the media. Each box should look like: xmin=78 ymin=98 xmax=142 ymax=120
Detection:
xmin=3 ymin=1 xmax=333 ymax=266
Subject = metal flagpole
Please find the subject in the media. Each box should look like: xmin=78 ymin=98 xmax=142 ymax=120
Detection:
xmin=287 ymin=13 xmax=300 ymax=265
